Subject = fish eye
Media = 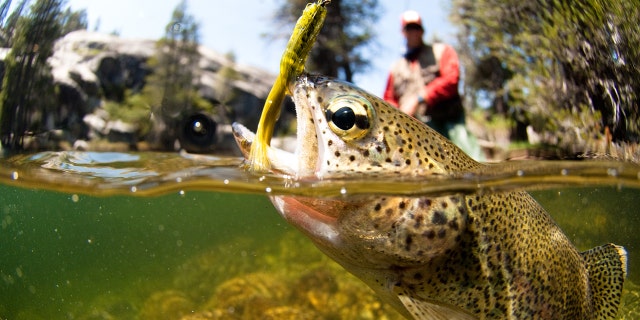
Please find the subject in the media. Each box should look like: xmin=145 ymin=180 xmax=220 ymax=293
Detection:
xmin=325 ymin=95 xmax=374 ymax=141
xmin=330 ymin=107 xmax=356 ymax=130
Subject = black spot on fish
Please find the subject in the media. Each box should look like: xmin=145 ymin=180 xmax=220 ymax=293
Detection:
xmin=423 ymin=230 xmax=436 ymax=239
xmin=405 ymin=235 xmax=413 ymax=251
xmin=437 ymin=229 xmax=447 ymax=238
xmin=419 ymin=199 xmax=432 ymax=208
xmin=414 ymin=215 xmax=424 ymax=228
xmin=432 ymin=211 xmax=448 ymax=225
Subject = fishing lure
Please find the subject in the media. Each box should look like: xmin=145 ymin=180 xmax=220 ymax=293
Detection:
xmin=248 ymin=0 xmax=330 ymax=172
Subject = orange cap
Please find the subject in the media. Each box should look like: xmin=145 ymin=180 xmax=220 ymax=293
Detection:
xmin=401 ymin=10 xmax=423 ymax=29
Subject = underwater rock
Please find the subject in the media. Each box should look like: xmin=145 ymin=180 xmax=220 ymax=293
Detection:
xmin=619 ymin=281 xmax=640 ymax=319
xmin=76 ymin=294 xmax=137 ymax=320
xmin=204 ymin=271 xmax=289 ymax=319
xmin=2 ymin=30 xmax=284 ymax=152
xmin=172 ymin=237 xmax=272 ymax=305
xmin=261 ymin=306 xmax=322 ymax=320
xmin=138 ymin=290 xmax=195 ymax=320
xmin=290 ymin=266 xmax=403 ymax=320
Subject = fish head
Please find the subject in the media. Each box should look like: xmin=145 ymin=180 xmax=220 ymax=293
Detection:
xmin=234 ymin=75 xmax=478 ymax=179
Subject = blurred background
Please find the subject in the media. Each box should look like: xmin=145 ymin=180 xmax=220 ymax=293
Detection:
xmin=0 ymin=0 xmax=638 ymax=160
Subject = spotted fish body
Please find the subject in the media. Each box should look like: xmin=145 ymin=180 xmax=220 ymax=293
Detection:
xmin=232 ymin=75 xmax=627 ymax=319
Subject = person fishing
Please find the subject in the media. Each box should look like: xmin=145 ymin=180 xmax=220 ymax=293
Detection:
xmin=383 ymin=10 xmax=484 ymax=161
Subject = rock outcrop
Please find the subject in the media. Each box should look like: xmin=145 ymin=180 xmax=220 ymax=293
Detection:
xmin=19 ymin=30 xmax=288 ymax=154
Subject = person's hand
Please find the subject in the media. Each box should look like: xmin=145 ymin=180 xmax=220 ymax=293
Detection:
xmin=399 ymin=95 xmax=420 ymax=116
xmin=400 ymin=90 xmax=426 ymax=117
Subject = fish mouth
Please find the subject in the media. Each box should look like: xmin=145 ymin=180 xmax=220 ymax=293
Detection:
xmin=231 ymin=122 xmax=300 ymax=176
xmin=232 ymin=75 xmax=322 ymax=178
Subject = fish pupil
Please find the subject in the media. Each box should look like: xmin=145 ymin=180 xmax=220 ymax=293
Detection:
xmin=331 ymin=106 xmax=356 ymax=130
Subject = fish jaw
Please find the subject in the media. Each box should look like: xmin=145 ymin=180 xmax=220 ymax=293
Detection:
xmin=270 ymin=196 xmax=340 ymax=248
xmin=231 ymin=122 xmax=300 ymax=176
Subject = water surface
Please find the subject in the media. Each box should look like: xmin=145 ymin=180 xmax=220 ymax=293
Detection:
xmin=1 ymin=151 xmax=639 ymax=319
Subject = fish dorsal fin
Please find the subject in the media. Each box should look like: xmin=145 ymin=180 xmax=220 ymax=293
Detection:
xmin=581 ymin=243 xmax=627 ymax=319
xmin=394 ymin=286 xmax=478 ymax=320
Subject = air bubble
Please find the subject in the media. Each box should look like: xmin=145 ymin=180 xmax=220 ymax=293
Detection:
xmin=10 ymin=172 xmax=18 ymax=180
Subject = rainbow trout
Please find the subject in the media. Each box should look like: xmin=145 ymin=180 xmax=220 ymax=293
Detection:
xmin=232 ymin=75 xmax=627 ymax=319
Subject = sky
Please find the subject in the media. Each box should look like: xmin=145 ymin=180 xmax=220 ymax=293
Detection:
xmin=64 ymin=0 xmax=457 ymax=95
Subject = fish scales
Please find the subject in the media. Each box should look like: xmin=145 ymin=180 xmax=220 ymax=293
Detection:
xmin=232 ymin=75 xmax=627 ymax=319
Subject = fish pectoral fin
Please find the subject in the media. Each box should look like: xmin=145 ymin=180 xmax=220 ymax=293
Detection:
xmin=395 ymin=287 xmax=478 ymax=320
xmin=581 ymin=243 xmax=627 ymax=319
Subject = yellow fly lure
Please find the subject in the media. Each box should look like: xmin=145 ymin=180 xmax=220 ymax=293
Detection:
xmin=248 ymin=0 xmax=330 ymax=172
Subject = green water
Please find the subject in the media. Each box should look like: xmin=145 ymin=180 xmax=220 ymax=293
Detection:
xmin=1 ymin=151 xmax=640 ymax=319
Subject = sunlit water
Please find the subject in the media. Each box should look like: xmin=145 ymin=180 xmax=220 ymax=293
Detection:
xmin=1 ymin=151 xmax=640 ymax=319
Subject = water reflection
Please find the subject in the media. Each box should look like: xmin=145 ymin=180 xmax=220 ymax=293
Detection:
xmin=1 ymin=151 xmax=639 ymax=197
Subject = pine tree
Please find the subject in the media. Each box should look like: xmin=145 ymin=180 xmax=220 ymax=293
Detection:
xmin=0 ymin=0 xmax=28 ymax=47
xmin=59 ymin=7 xmax=87 ymax=36
xmin=271 ymin=0 xmax=379 ymax=82
xmin=0 ymin=0 xmax=63 ymax=151
xmin=142 ymin=0 xmax=210 ymax=149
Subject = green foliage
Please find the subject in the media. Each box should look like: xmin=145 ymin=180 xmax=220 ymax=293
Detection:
xmin=270 ymin=0 xmax=379 ymax=82
xmin=103 ymin=92 xmax=152 ymax=136
xmin=144 ymin=0 xmax=203 ymax=119
xmin=0 ymin=0 xmax=28 ymax=47
xmin=451 ymin=0 xmax=640 ymax=147
xmin=133 ymin=0 xmax=216 ymax=150
xmin=0 ymin=0 xmax=64 ymax=150
xmin=59 ymin=6 xmax=87 ymax=36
